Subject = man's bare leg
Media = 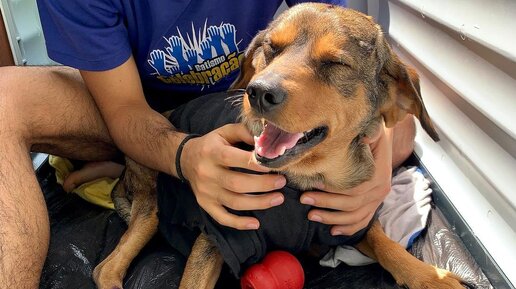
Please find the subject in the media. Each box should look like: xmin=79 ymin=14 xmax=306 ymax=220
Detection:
xmin=0 ymin=66 xmax=119 ymax=289
xmin=62 ymin=161 xmax=125 ymax=192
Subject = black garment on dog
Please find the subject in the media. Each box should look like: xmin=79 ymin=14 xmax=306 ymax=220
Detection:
xmin=157 ymin=92 xmax=374 ymax=277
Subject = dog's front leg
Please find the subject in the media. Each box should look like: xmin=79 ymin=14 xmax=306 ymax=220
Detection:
xmin=179 ymin=233 xmax=224 ymax=289
xmin=355 ymin=221 xmax=463 ymax=289
xmin=93 ymin=159 xmax=159 ymax=289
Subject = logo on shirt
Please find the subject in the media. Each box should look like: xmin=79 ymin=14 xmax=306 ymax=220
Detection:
xmin=147 ymin=21 xmax=244 ymax=88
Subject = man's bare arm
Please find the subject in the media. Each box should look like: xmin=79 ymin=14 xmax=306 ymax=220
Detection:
xmin=80 ymin=56 xmax=183 ymax=175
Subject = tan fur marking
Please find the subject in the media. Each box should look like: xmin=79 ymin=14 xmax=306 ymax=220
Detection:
xmin=356 ymin=221 xmax=463 ymax=289
xmin=93 ymin=158 xmax=158 ymax=289
xmin=179 ymin=234 xmax=224 ymax=289
xmin=311 ymin=33 xmax=347 ymax=63
xmin=269 ymin=22 xmax=298 ymax=49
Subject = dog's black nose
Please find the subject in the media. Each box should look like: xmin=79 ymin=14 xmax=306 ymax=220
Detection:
xmin=247 ymin=79 xmax=286 ymax=113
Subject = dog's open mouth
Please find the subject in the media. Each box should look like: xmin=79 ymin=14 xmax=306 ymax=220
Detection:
xmin=254 ymin=121 xmax=328 ymax=168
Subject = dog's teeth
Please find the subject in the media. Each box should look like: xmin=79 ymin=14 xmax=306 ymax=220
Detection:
xmin=278 ymin=146 xmax=287 ymax=156
xmin=254 ymin=136 xmax=259 ymax=143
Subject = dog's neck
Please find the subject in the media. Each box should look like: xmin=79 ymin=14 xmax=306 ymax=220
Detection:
xmin=283 ymin=173 xmax=325 ymax=191
xmin=279 ymin=141 xmax=375 ymax=191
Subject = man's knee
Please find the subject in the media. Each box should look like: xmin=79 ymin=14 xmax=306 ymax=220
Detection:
xmin=0 ymin=66 xmax=88 ymax=144
xmin=0 ymin=66 xmax=23 ymax=106
xmin=0 ymin=66 xmax=31 ymax=139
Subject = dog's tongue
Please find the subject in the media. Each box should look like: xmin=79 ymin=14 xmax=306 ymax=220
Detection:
xmin=255 ymin=123 xmax=304 ymax=159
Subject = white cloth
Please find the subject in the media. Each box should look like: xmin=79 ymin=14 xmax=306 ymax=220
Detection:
xmin=319 ymin=166 xmax=432 ymax=267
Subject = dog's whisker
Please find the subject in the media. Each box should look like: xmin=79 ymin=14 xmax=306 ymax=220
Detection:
xmin=229 ymin=99 xmax=243 ymax=108
xmin=225 ymin=93 xmax=244 ymax=108
xmin=226 ymin=88 xmax=246 ymax=97
xmin=224 ymin=92 xmax=244 ymax=100
xmin=224 ymin=94 xmax=243 ymax=100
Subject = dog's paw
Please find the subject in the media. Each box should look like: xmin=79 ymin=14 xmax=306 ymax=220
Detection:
xmin=93 ymin=261 xmax=124 ymax=289
xmin=402 ymin=266 xmax=464 ymax=289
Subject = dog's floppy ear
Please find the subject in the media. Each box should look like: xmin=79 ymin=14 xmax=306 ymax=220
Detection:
xmin=378 ymin=38 xmax=440 ymax=141
xmin=230 ymin=30 xmax=266 ymax=89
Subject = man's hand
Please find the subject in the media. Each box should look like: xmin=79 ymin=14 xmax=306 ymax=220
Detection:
xmin=181 ymin=123 xmax=287 ymax=230
xmin=300 ymin=124 xmax=394 ymax=236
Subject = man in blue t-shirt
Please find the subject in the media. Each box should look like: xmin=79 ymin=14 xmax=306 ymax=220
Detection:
xmin=0 ymin=1 xmax=417 ymax=288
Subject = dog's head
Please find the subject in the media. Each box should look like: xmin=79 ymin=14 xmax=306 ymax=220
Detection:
xmin=232 ymin=3 xmax=438 ymax=189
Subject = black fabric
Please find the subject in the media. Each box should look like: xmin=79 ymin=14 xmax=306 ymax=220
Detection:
xmin=143 ymin=88 xmax=201 ymax=113
xmin=157 ymin=92 xmax=372 ymax=276
xmin=158 ymin=174 xmax=372 ymax=277
xmin=165 ymin=91 xmax=242 ymax=134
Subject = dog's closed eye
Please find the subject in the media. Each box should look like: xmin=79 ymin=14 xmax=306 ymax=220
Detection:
xmin=262 ymin=38 xmax=285 ymax=62
xmin=320 ymin=56 xmax=352 ymax=69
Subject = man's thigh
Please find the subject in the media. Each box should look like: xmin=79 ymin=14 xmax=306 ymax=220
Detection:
xmin=0 ymin=65 xmax=119 ymax=160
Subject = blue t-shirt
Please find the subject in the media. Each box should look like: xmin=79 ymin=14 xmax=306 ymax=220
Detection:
xmin=37 ymin=0 xmax=346 ymax=110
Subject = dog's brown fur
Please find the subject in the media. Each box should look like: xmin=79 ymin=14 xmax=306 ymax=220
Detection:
xmin=93 ymin=4 xmax=462 ymax=289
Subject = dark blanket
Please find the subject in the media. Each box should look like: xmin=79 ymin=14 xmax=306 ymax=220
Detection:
xmin=39 ymin=161 xmax=494 ymax=288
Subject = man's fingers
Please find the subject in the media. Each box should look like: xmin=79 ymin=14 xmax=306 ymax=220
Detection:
xmin=217 ymin=145 xmax=270 ymax=172
xmin=301 ymin=186 xmax=383 ymax=211
xmin=314 ymin=178 xmax=377 ymax=197
xmin=218 ymin=170 xmax=286 ymax=193
xmin=330 ymin=212 xmax=375 ymax=236
xmin=307 ymin=201 xmax=378 ymax=227
xmin=217 ymin=123 xmax=255 ymax=145
xmin=207 ymin=204 xmax=260 ymax=230
xmin=217 ymin=190 xmax=284 ymax=210
xmin=301 ymin=191 xmax=360 ymax=211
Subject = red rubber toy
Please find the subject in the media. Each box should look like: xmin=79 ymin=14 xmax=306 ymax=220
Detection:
xmin=240 ymin=251 xmax=304 ymax=289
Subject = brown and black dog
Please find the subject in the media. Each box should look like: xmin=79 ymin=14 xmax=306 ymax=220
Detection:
xmin=93 ymin=3 xmax=463 ymax=289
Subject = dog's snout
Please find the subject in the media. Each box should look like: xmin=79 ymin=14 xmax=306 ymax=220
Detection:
xmin=247 ymin=79 xmax=286 ymax=113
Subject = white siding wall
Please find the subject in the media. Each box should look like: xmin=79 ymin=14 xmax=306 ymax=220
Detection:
xmin=377 ymin=0 xmax=516 ymax=286
xmin=0 ymin=0 xmax=55 ymax=65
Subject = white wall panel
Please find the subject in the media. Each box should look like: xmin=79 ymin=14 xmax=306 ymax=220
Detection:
xmin=385 ymin=0 xmax=516 ymax=286
xmin=0 ymin=0 xmax=55 ymax=65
